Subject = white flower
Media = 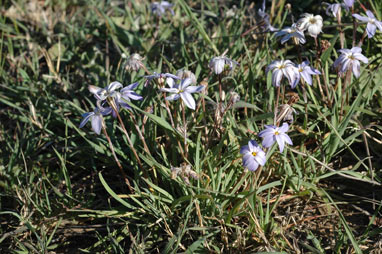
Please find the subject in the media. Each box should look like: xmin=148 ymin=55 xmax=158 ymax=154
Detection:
xmin=125 ymin=53 xmax=143 ymax=71
xmin=88 ymin=82 xmax=123 ymax=101
xmin=297 ymin=13 xmax=323 ymax=38
xmin=333 ymin=47 xmax=368 ymax=78
xmin=160 ymin=78 xmax=204 ymax=110
xmin=209 ymin=56 xmax=238 ymax=75
xmin=176 ymin=69 xmax=197 ymax=84
xmin=353 ymin=10 xmax=382 ymax=38
xmin=266 ymin=60 xmax=298 ymax=87
xmin=275 ymin=23 xmax=306 ymax=44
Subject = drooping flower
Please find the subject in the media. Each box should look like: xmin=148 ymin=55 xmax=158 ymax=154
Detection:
xmin=209 ymin=56 xmax=238 ymax=75
xmin=240 ymin=140 xmax=266 ymax=171
xmin=176 ymin=69 xmax=197 ymax=84
xmin=143 ymin=72 xmax=179 ymax=86
xmin=79 ymin=107 xmax=112 ymax=135
xmin=160 ymin=78 xmax=204 ymax=110
xmin=258 ymin=0 xmax=278 ymax=32
xmin=333 ymin=47 xmax=368 ymax=77
xmin=117 ymin=82 xmax=143 ymax=110
xmin=324 ymin=3 xmax=349 ymax=18
xmin=125 ymin=53 xmax=144 ymax=72
xmin=297 ymin=13 xmax=323 ymax=38
xmin=258 ymin=123 xmax=293 ymax=153
xmin=343 ymin=0 xmax=354 ymax=8
xmin=266 ymin=60 xmax=298 ymax=87
xmin=275 ymin=23 xmax=306 ymax=44
xmin=151 ymin=1 xmax=174 ymax=16
xmin=88 ymin=82 xmax=123 ymax=102
xmin=291 ymin=61 xmax=321 ymax=88
xmin=353 ymin=10 xmax=382 ymax=38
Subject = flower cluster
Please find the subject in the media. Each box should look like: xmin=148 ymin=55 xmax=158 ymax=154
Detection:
xmin=240 ymin=123 xmax=293 ymax=171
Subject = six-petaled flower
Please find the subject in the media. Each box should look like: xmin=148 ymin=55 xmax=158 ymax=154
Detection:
xmin=333 ymin=47 xmax=368 ymax=78
xmin=160 ymin=78 xmax=204 ymax=110
xmin=80 ymin=107 xmax=112 ymax=135
xmin=292 ymin=61 xmax=321 ymax=88
xmin=275 ymin=23 xmax=306 ymax=45
xmin=266 ymin=60 xmax=298 ymax=87
xmin=151 ymin=1 xmax=174 ymax=16
xmin=258 ymin=123 xmax=293 ymax=153
xmin=209 ymin=56 xmax=238 ymax=75
xmin=240 ymin=140 xmax=267 ymax=171
xmin=297 ymin=13 xmax=323 ymax=38
xmin=353 ymin=10 xmax=382 ymax=38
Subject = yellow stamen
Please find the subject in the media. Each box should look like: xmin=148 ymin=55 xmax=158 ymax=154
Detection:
xmin=252 ymin=152 xmax=257 ymax=156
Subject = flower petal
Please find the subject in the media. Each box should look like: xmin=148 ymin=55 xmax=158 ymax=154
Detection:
xmin=165 ymin=94 xmax=181 ymax=101
xmin=79 ymin=112 xmax=94 ymax=128
xmin=91 ymin=115 xmax=103 ymax=135
xmin=160 ymin=88 xmax=179 ymax=93
xmin=275 ymin=135 xmax=285 ymax=152
xmin=352 ymin=14 xmax=369 ymax=23
xmin=352 ymin=60 xmax=361 ymax=78
xmin=184 ymin=85 xmax=204 ymax=93
xmin=107 ymin=81 xmax=123 ymax=92
xmin=240 ymin=145 xmax=250 ymax=154
xmin=279 ymin=123 xmax=289 ymax=133
xmin=180 ymin=92 xmax=196 ymax=110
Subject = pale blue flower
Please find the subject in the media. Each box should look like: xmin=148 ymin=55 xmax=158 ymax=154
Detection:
xmin=258 ymin=123 xmax=293 ymax=152
xmin=209 ymin=56 xmax=238 ymax=75
xmin=240 ymin=140 xmax=266 ymax=171
xmin=333 ymin=47 xmax=368 ymax=78
xmin=144 ymin=72 xmax=179 ymax=86
xmin=258 ymin=0 xmax=278 ymax=32
xmin=266 ymin=60 xmax=298 ymax=87
xmin=292 ymin=61 xmax=321 ymax=88
xmin=343 ymin=0 xmax=354 ymax=8
xmin=88 ymin=82 xmax=123 ymax=101
xmin=353 ymin=10 xmax=382 ymax=38
xmin=151 ymin=1 xmax=174 ymax=16
xmin=160 ymin=78 xmax=204 ymax=110
xmin=324 ymin=3 xmax=349 ymax=18
xmin=275 ymin=23 xmax=306 ymax=44
xmin=79 ymin=107 xmax=112 ymax=135
xmin=116 ymin=82 xmax=143 ymax=110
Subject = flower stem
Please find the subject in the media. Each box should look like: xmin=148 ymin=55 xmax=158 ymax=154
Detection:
xmin=107 ymin=99 xmax=147 ymax=178
xmin=101 ymin=118 xmax=133 ymax=192
xmin=127 ymin=110 xmax=151 ymax=156
xmin=274 ymin=86 xmax=281 ymax=126
xmin=181 ymin=101 xmax=188 ymax=160
xmin=218 ymin=74 xmax=223 ymax=103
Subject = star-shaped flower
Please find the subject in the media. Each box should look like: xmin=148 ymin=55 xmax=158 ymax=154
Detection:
xmin=324 ymin=3 xmax=349 ymax=18
xmin=79 ymin=107 xmax=112 ymax=135
xmin=353 ymin=10 xmax=382 ymax=38
xmin=209 ymin=56 xmax=238 ymax=75
xmin=275 ymin=23 xmax=306 ymax=44
xmin=240 ymin=140 xmax=266 ymax=171
xmin=160 ymin=78 xmax=204 ymax=110
xmin=291 ymin=61 xmax=321 ymax=88
xmin=116 ymin=82 xmax=143 ymax=110
xmin=266 ymin=60 xmax=298 ymax=87
xmin=88 ymin=82 xmax=122 ymax=102
xmin=151 ymin=1 xmax=174 ymax=16
xmin=297 ymin=13 xmax=323 ymax=38
xmin=258 ymin=123 xmax=293 ymax=152
xmin=333 ymin=47 xmax=368 ymax=78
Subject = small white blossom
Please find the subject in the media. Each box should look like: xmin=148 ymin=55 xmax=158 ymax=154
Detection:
xmin=297 ymin=13 xmax=323 ymax=38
